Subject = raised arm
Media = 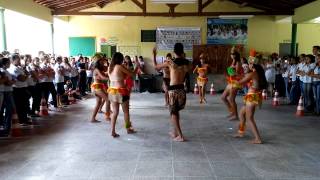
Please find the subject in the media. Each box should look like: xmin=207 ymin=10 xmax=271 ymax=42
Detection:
xmin=95 ymin=69 xmax=109 ymax=80
xmin=152 ymin=47 xmax=169 ymax=71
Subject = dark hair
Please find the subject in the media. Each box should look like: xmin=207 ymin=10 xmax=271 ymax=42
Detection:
xmin=11 ymin=54 xmax=20 ymax=61
xmin=139 ymin=56 xmax=143 ymax=61
xmin=94 ymin=58 xmax=105 ymax=71
xmin=313 ymin=46 xmax=320 ymax=50
xmin=306 ymin=54 xmax=315 ymax=63
xmin=174 ymin=43 xmax=184 ymax=56
xmin=125 ymin=56 xmax=133 ymax=69
xmin=241 ymin=57 xmax=248 ymax=64
xmin=253 ymin=64 xmax=267 ymax=90
xmin=166 ymin=53 xmax=172 ymax=59
xmin=109 ymin=52 xmax=124 ymax=74
xmin=0 ymin=57 xmax=10 ymax=67
xmin=231 ymin=51 xmax=240 ymax=65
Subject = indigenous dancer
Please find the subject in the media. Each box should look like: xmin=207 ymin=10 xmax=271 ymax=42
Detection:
xmin=193 ymin=53 xmax=209 ymax=104
xmin=153 ymin=43 xmax=190 ymax=142
xmin=153 ymin=53 xmax=172 ymax=106
xmin=124 ymin=56 xmax=135 ymax=92
xmin=221 ymin=51 xmax=243 ymax=121
xmin=234 ymin=60 xmax=267 ymax=144
xmin=90 ymin=55 xmax=110 ymax=123
xmin=108 ymin=52 xmax=139 ymax=138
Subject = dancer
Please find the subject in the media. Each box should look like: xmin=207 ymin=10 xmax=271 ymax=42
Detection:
xmin=108 ymin=52 xmax=139 ymax=138
xmin=234 ymin=61 xmax=267 ymax=144
xmin=193 ymin=53 xmax=209 ymax=104
xmin=153 ymin=53 xmax=172 ymax=106
xmin=153 ymin=43 xmax=190 ymax=142
xmin=221 ymin=51 xmax=243 ymax=121
xmin=90 ymin=55 xmax=110 ymax=123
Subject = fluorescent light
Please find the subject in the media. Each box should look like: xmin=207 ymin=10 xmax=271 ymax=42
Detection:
xmin=91 ymin=15 xmax=125 ymax=19
xmin=152 ymin=0 xmax=197 ymax=3
xmin=219 ymin=15 xmax=254 ymax=19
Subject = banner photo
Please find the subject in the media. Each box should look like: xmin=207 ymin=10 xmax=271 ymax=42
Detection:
xmin=156 ymin=27 xmax=201 ymax=51
xmin=207 ymin=19 xmax=248 ymax=45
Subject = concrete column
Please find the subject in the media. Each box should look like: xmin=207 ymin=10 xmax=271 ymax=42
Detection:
xmin=291 ymin=23 xmax=297 ymax=56
xmin=51 ymin=23 xmax=55 ymax=55
xmin=0 ymin=7 xmax=7 ymax=51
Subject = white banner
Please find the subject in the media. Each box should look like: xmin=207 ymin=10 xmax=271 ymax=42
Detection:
xmin=156 ymin=27 xmax=201 ymax=51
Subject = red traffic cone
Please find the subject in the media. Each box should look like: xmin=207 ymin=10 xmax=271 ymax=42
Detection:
xmin=272 ymin=90 xmax=279 ymax=106
xmin=194 ymin=84 xmax=199 ymax=95
xmin=39 ymin=98 xmax=49 ymax=116
xmin=262 ymin=89 xmax=267 ymax=100
xmin=296 ymin=96 xmax=304 ymax=116
xmin=210 ymin=83 xmax=216 ymax=95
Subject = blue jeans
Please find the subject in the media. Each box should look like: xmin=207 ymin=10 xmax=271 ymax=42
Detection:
xmin=303 ymin=83 xmax=313 ymax=111
xmin=290 ymin=80 xmax=299 ymax=104
xmin=313 ymin=81 xmax=320 ymax=114
xmin=297 ymin=77 xmax=304 ymax=96
xmin=0 ymin=92 xmax=15 ymax=136
xmin=284 ymin=77 xmax=290 ymax=99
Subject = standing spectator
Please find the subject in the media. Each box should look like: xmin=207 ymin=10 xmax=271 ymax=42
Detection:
xmin=26 ymin=56 xmax=41 ymax=117
xmin=70 ymin=57 xmax=79 ymax=90
xmin=288 ymin=57 xmax=299 ymax=104
xmin=275 ymin=59 xmax=285 ymax=97
xmin=311 ymin=54 xmax=320 ymax=114
xmin=8 ymin=54 xmax=31 ymax=126
xmin=78 ymin=57 xmax=87 ymax=96
xmin=282 ymin=57 xmax=291 ymax=100
xmin=264 ymin=58 xmax=276 ymax=97
xmin=86 ymin=58 xmax=94 ymax=92
xmin=62 ymin=57 xmax=71 ymax=83
xmin=297 ymin=54 xmax=306 ymax=96
xmin=301 ymin=55 xmax=315 ymax=112
xmin=54 ymin=56 xmax=65 ymax=107
xmin=0 ymin=57 xmax=15 ymax=136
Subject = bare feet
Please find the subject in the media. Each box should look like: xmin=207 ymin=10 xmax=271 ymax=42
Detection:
xmin=233 ymin=133 xmax=244 ymax=138
xmin=203 ymin=98 xmax=207 ymax=103
xmin=173 ymin=135 xmax=185 ymax=142
xmin=228 ymin=116 xmax=239 ymax=121
xmin=91 ymin=119 xmax=101 ymax=123
xmin=127 ymin=128 xmax=137 ymax=134
xmin=111 ymin=133 xmax=120 ymax=138
xmin=250 ymin=139 xmax=263 ymax=144
xmin=169 ymin=132 xmax=178 ymax=138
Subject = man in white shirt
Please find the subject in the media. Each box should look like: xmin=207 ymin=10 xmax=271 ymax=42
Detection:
xmin=54 ymin=56 xmax=65 ymax=107
xmin=7 ymin=54 xmax=31 ymax=126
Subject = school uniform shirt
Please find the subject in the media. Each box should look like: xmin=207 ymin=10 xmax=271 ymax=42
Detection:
xmin=297 ymin=62 xmax=305 ymax=81
xmin=0 ymin=69 xmax=13 ymax=92
xmin=54 ymin=63 xmax=65 ymax=83
xmin=302 ymin=64 xmax=313 ymax=83
xmin=282 ymin=64 xmax=290 ymax=78
xmin=70 ymin=66 xmax=78 ymax=78
xmin=313 ymin=66 xmax=320 ymax=82
xmin=289 ymin=65 xmax=297 ymax=82
xmin=7 ymin=64 xmax=28 ymax=88
xmin=265 ymin=64 xmax=276 ymax=83
xmin=26 ymin=65 xmax=37 ymax=87
xmin=86 ymin=62 xmax=94 ymax=78
xmin=39 ymin=63 xmax=49 ymax=83
xmin=62 ymin=63 xmax=71 ymax=77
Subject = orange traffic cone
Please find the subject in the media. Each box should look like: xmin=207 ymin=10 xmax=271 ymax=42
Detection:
xmin=262 ymin=89 xmax=267 ymax=100
xmin=272 ymin=90 xmax=279 ymax=106
xmin=194 ymin=84 xmax=199 ymax=95
xmin=296 ymin=96 xmax=304 ymax=116
xmin=39 ymin=98 xmax=49 ymax=116
xmin=210 ymin=83 xmax=216 ymax=95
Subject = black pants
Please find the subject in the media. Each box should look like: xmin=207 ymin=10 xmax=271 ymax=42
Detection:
xmin=28 ymin=84 xmax=41 ymax=114
xmin=13 ymin=87 xmax=29 ymax=124
xmin=87 ymin=77 xmax=93 ymax=92
xmin=40 ymin=82 xmax=58 ymax=108
xmin=79 ymin=72 xmax=87 ymax=95
xmin=71 ymin=76 xmax=79 ymax=90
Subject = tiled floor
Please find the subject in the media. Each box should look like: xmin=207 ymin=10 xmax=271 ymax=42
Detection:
xmin=1 ymin=93 xmax=320 ymax=180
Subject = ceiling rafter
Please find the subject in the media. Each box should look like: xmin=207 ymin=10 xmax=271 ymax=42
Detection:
xmin=53 ymin=0 xmax=105 ymax=14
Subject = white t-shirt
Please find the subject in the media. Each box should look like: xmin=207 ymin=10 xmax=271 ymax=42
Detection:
xmin=265 ymin=64 xmax=275 ymax=83
xmin=289 ymin=65 xmax=297 ymax=82
xmin=0 ymin=68 xmax=13 ymax=92
xmin=54 ymin=63 xmax=65 ymax=83
xmin=26 ymin=65 xmax=37 ymax=86
xmin=302 ymin=64 xmax=313 ymax=83
xmin=39 ymin=63 xmax=54 ymax=83
xmin=7 ymin=64 xmax=28 ymax=88
xmin=313 ymin=66 xmax=320 ymax=82
xmin=297 ymin=62 xmax=305 ymax=81
xmin=282 ymin=64 xmax=290 ymax=78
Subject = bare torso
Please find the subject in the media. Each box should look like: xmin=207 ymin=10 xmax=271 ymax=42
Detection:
xmin=167 ymin=59 xmax=189 ymax=86
xmin=108 ymin=65 xmax=126 ymax=87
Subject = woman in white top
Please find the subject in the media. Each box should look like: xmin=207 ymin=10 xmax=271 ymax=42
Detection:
xmin=264 ymin=58 xmax=275 ymax=97
xmin=310 ymin=54 xmax=320 ymax=114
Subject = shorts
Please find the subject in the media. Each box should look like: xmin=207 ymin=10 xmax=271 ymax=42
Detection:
xmin=108 ymin=87 xmax=130 ymax=104
xmin=56 ymin=82 xmax=65 ymax=95
xmin=168 ymin=84 xmax=186 ymax=114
